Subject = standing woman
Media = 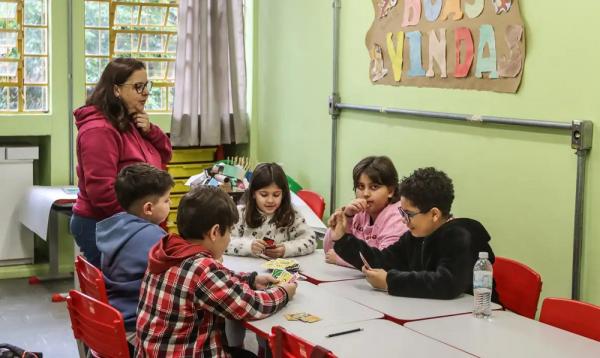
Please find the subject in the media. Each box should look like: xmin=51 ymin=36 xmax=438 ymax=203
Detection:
xmin=71 ymin=58 xmax=172 ymax=267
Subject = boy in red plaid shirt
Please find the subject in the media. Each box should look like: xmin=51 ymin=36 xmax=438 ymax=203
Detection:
xmin=135 ymin=186 xmax=297 ymax=357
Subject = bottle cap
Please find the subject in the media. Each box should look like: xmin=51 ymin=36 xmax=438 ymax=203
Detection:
xmin=479 ymin=252 xmax=489 ymax=259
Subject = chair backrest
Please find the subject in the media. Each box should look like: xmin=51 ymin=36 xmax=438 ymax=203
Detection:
xmin=75 ymin=255 xmax=109 ymax=304
xmin=270 ymin=326 xmax=336 ymax=358
xmin=493 ymin=256 xmax=542 ymax=319
xmin=66 ymin=290 xmax=130 ymax=358
xmin=297 ymin=189 xmax=326 ymax=220
xmin=539 ymin=297 xmax=600 ymax=341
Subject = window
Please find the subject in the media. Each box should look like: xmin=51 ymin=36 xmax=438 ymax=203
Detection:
xmin=84 ymin=0 xmax=178 ymax=112
xmin=0 ymin=0 xmax=49 ymax=112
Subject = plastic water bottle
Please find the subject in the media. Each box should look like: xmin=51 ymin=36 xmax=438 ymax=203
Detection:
xmin=473 ymin=252 xmax=493 ymax=318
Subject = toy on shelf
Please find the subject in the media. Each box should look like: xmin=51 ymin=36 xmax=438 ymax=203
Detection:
xmin=185 ymin=157 xmax=251 ymax=203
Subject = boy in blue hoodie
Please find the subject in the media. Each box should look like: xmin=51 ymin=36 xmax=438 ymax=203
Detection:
xmin=96 ymin=163 xmax=174 ymax=343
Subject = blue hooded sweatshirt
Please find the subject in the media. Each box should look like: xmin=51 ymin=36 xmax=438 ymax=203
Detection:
xmin=96 ymin=212 xmax=165 ymax=331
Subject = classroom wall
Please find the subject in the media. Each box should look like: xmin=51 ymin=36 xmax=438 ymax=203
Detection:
xmin=252 ymin=1 xmax=600 ymax=305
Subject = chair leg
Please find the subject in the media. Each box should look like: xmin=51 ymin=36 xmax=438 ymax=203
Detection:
xmin=76 ymin=339 xmax=86 ymax=358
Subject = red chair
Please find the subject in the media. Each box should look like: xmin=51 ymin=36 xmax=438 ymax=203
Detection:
xmin=66 ymin=290 xmax=130 ymax=358
xmin=269 ymin=326 xmax=336 ymax=358
xmin=297 ymin=189 xmax=326 ymax=219
xmin=539 ymin=297 xmax=600 ymax=341
xmin=493 ymin=256 xmax=542 ymax=319
xmin=75 ymin=255 xmax=109 ymax=303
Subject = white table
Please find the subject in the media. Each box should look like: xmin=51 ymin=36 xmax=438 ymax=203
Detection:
xmin=405 ymin=310 xmax=600 ymax=358
xmin=223 ymin=250 xmax=365 ymax=284
xmin=320 ymin=279 xmax=501 ymax=324
xmin=245 ymin=281 xmax=383 ymax=338
xmin=289 ymin=319 xmax=472 ymax=358
xmin=293 ymin=249 xmax=365 ymax=283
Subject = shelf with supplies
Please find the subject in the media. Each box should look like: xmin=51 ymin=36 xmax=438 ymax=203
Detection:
xmin=166 ymin=146 xmax=218 ymax=234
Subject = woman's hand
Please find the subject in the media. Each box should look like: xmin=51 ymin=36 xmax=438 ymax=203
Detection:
xmin=264 ymin=245 xmax=285 ymax=258
xmin=325 ymin=249 xmax=338 ymax=264
xmin=133 ymin=112 xmax=151 ymax=135
xmin=251 ymin=239 xmax=266 ymax=256
xmin=254 ymin=274 xmax=278 ymax=290
xmin=343 ymin=198 xmax=368 ymax=217
xmin=362 ymin=267 xmax=388 ymax=291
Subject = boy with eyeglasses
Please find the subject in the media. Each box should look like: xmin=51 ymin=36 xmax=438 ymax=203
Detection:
xmin=329 ymin=167 xmax=498 ymax=300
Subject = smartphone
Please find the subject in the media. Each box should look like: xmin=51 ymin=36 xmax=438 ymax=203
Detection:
xmin=359 ymin=252 xmax=372 ymax=270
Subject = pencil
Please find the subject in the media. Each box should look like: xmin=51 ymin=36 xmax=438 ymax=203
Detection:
xmin=325 ymin=328 xmax=363 ymax=338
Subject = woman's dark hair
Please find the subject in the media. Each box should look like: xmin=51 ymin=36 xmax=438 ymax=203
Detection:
xmin=398 ymin=167 xmax=454 ymax=217
xmin=352 ymin=156 xmax=400 ymax=203
xmin=244 ymin=163 xmax=295 ymax=228
xmin=177 ymin=186 xmax=239 ymax=239
xmin=115 ymin=163 xmax=174 ymax=211
xmin=86 ymin=58 xmax=145 ymax=132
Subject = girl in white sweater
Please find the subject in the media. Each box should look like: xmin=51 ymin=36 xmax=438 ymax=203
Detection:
xmin=226 ymin=162 xmax=317 ymax=258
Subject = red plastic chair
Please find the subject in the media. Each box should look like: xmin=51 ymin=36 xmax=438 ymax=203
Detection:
xmin=66 ymin=290 xmax=130 ymax=358
xmin=493 ymin=256 xmax=542 ymax=319
xmin=539 ymin=297 xmax=600 ymax=341
xmin=269 ymin=326 xmax=336 ymax=358
xmin=297 ymin=189 xmax=326 ymax=219
xmin=75 ymin=255 xmax=109 ymax=304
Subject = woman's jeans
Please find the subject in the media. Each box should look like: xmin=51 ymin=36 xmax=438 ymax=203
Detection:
xmin=70 ymin=214 xmax=101 ymax=268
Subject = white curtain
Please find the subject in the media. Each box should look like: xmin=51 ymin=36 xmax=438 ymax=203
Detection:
xmin=170 ymin=0 xmax=249 ymax=146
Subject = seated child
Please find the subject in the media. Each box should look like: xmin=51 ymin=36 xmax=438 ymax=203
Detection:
xmin=135 ymin=186 xmax=297 ymax=357
xmin=329 ymin=167 xmax=498 ymax=300
xmin=96 ymin=163 xmax=173 ymax=342
xmin=225 ymin=162 xmax=317 ymax=258
xmin=324 ymin=156 xmax=408 ymax=267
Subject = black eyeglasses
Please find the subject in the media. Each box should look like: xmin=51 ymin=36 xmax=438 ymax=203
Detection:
xmin=398 ymin=207 xmax=426 ymax=223
xmin=119 ymin=81 xmax=153 ymax=94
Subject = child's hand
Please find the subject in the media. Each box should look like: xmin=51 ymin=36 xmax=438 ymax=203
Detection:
xmin=343 ymin=198 xmax=368 ymax=217
xmin=264 ymin=245 xmax=285 ymax=258
xmin=327 ymin=208 xmax=343 ymax=227
xmin=325 ymin=249 xmax=337 ymax=264
xmin=329 ymin=211 xmax=347 ymax=241
xmin=254 ymin=274 xmax=278 ymax=290
xmin=281 ymin=282 xmax=298 ymax=300
xmin=362 ymin=267 xmax=388 ymax=291
xmin=251 ymin=239 xmax=267 ymax=255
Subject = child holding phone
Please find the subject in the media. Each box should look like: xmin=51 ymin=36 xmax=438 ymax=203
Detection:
xmin=225 ymin=162 xmax=317 ymax=258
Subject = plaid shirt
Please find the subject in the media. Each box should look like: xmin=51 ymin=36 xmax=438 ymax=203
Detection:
xmin=135 ymin=254 xmax=288 ymax=357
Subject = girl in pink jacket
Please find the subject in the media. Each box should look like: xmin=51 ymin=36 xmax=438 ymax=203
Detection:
xmin=324 ymin=156 xmax=408 ymax=267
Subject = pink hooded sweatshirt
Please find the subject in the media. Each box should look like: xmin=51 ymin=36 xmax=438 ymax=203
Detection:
xmin=323 ymin=201 xmax=408 ymax=267
xmin=73 ymin=105 xmax=172 ymax=220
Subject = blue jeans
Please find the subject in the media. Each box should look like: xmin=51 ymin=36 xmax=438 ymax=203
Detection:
xmin=70 ymin=214 xmax=101 ymax=268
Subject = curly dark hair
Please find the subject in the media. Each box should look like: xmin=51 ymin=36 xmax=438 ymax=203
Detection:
xmin=398 ymin=167 xmax=454 ymax=217
xmin=86 ymin=58 xmax=146 ymax=133
xmin=352 ymin=156 xmax=400 ymax=203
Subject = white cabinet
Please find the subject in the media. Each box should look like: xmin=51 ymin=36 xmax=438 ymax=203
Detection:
xmin=0 ymin=146 xmax=38 ymax=265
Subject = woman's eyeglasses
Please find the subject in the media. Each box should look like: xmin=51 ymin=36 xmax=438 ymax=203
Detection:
xmin=119 ymin=81 xmax=153 ymax=94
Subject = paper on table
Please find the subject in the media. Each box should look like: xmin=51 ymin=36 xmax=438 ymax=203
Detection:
xmin=291 ymin=192 xmax=327 ymax=234
xmin=19 ymin=186 xmax=78 ymax=241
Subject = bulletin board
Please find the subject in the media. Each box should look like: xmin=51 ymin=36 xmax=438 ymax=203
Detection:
xmin=366 ymin=0 xmax=525 ymax=93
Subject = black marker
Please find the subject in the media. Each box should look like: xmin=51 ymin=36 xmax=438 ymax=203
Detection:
xmin=325 ymin=328 xmax=363 ymax=338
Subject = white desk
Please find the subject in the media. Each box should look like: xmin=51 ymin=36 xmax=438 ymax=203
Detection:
xmin=406 ymin=310 xmax=600 ymax=358
xmin=320 ymin=279 xmax=501 ymax=324
xmin=223 ymin=250 xmax=365 ymax=284
xmin=245 ymin=281 xmax=383 ymax=338
xmin=289 ymin=319 xmax=472 ymax=358
xmin=293 ymin=249 xmax=365 ymax=283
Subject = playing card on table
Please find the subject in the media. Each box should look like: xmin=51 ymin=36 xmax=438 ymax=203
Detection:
xmin=284 ymin=312 xmax=308 ymax=321
xmin=299 ymin=314 xmax=321 ymax=323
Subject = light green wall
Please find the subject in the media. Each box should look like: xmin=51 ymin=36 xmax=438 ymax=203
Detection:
xmin=253 ymin=1 xmax=600 ymax=305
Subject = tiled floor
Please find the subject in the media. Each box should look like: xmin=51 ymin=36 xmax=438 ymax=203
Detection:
xmin=0 ymin=277 xmax=79 ymax=357
xmin=0 ymin=277 xmax=260 ymax=357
